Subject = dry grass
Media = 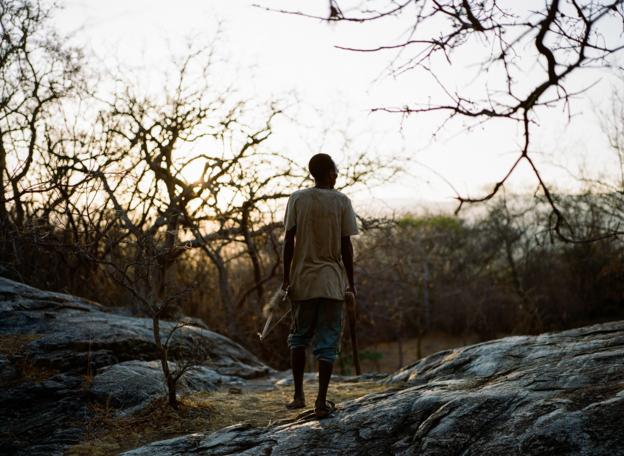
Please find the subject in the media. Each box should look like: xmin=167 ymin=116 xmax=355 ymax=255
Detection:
xmin=0 ymin=333 xmax=57 ymax=383
xmin=68 ymin=380 xmax=390 ymax=455
xmin=14 ymin=357 xmax=57 ymax=382
xmin=187 ymin=380 xmax=390 ymax=428
xmin=0 ymin=333 xmax=41 ymax=356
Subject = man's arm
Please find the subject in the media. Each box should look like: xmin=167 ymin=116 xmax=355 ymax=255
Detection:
xmin=341 ymin=235 xmax=355 ymax=295
xmin=282 ymin=226 xmax=296 ymax=290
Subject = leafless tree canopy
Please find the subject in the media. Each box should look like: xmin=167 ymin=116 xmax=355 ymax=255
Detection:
xmin=260 ymin=0 xmax=624 ymax=240
xmin=0 ymin=0 xmax=83 ymax=229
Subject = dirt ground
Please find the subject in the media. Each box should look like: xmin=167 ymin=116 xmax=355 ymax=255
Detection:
xmin=56 ymin=331 xmax=481 ymax=455
xmin=67 ymin=380 xmax=390 ymax=455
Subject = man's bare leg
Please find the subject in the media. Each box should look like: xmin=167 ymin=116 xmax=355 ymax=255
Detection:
xmin=286 ymin=347 xmax=306 ymax=409
xmin=315 ymin=359 xmax=333 ymax=410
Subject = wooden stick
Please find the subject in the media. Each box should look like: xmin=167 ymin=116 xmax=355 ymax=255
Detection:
xmin=345 ymin=291 xmax=361 ymax=375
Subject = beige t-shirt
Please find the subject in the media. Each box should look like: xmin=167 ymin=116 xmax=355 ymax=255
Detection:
xmin=284 ymin=187 xmax=359 ymax=301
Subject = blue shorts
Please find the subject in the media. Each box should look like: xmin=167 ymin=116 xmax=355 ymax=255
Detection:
xmin=287 ymin=297 xmax=344 ymax=363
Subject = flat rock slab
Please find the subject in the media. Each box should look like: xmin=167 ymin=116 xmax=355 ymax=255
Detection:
xmin=0 ymin=372 xmax=88 ymax=456
xmin=0 ymin=353 xmax=17 ymax=383
xmin=90 ymin=360 xmax=244 ymax=414
xmin=0 ymin=277 xmax=273 ymax=455
xmin=123 ymin=320 xmax=624 ymax=456
xmin=0 ymin=276 xmax=271 ymax=378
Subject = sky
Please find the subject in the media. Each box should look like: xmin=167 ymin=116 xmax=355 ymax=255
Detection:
xmin=54 ymin=0 xmax=624 ymax=215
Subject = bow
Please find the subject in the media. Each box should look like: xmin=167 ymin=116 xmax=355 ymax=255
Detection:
xmin=258 ymin=287 xmax=291 ymax=341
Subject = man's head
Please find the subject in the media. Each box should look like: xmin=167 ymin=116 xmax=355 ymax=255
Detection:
xmin=308 ymin=153 xmax=337 ymax=188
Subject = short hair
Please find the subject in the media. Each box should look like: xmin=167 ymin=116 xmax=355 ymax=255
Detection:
xmin=308 ymin=153 xmax=335 ymax=180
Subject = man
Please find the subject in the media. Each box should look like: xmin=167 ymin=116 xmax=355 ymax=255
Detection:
xmin=281 ymin=153 xmax=358 ymax=418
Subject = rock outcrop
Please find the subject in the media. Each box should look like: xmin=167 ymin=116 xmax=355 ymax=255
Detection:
xmin=3 ymin=277 xmax=623 ymax=456
xmin=0 ymin=277 xmax=272 ymax=455
xmin=123 ymin=321 xmax=624 ymax=456
xmin=89 ymin=360 xmax=244 ymax=415
xmin=0 ymin=277 xmax=269 ymax=378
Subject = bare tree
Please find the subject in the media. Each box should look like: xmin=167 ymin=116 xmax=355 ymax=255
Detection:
xmin=260 ymin=0 xmax=624 ymax=240
xmin=0 ymin=0 xmax=82 ymax=229
xmin=46 ymin=44 xmax=287 ymax=407
xmin=0 ymin=0 xmax=85 ymax=286
xmin=593 ymin=79 xmax=624 ymax=227
xmin=481 ymin=196 xmax=545 ymax=333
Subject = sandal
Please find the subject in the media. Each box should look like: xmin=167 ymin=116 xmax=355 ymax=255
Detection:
xmin=314 ymin=400 xmax=336 ymax=419
xmin=286 ymin=398 xmax=306 ymax=410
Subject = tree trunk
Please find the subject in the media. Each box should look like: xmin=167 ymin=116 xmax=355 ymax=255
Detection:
xmin=416 ymin=325 xmax=423 ymax=360
xmin=504 ymin=236 xmax=542 ymax=333
xmin=0 ymin=140 xmax=8 ymax=223
xmin=167 ymin=378 xmax=178 ymax=410
xmin=241 ymin=204 xmax=264 ymax=306
xmin=152 ymin=312 xmax=178 ymax=409
xmin=421 ymin=258 xmax=431 ymax=333
xmin=396 ymin=304 xmax=404 ymax=370
xmin=207 ymin=249 xmax=237 ymax=337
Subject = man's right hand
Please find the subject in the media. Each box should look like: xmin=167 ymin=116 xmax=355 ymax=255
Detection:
xmin=345 ymin=288 xmax=357 ymax=319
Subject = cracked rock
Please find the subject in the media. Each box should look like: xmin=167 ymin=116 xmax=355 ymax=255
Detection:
xmin=124 ymin=321 xmax=624 ymax=456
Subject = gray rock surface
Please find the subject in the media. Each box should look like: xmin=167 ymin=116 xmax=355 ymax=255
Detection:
xmin=0 ymin=353 xmax=17 ymax=383
xmin=90 ymin=360 xmax=243 ymax=414
xmin=0 ymin=277 xmax=270 ymax=378
xmin=0 ymin=372 xmax=88 ymax=456
xmin=123 ymin=321 xmax=624 ymax=456
xmin=0 ymin=277 xmax=272 ymax=455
